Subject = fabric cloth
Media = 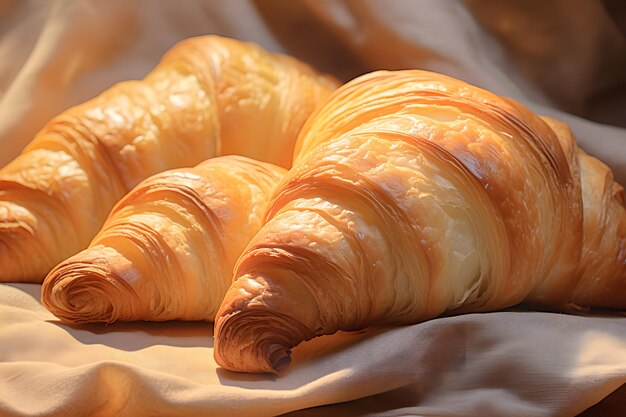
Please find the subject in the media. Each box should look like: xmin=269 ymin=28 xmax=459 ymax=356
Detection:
xmin=0 ymin=1 xmax=625 ymax=416
xmin=1 ymin=284 xmax=625 ymax=417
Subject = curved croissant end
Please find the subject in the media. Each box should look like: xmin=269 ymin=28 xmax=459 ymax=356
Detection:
xmin=539 ymin=116 xmax=626 ymax=310
xmin=0 ymin=200 xmax=59 ymax=282
xmin=214 ymin=278 xmax=314 ymax=374
xmin=214 ymin=70 xmax=626 ymax=373
xmin=0 ymin=35 xmax=337 ymax=283
xmin=573 ymin=150 xmax=626 ymax=309
xmin=42 ymin=246 xmax=142 ymax=323
xmin=42 ymin=156 xmax=286 ymax=324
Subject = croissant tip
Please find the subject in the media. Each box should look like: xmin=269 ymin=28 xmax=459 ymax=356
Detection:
xmin=41 ymin=248 xmax=140 ymax=324
xmin=0 ymin=201 xmax=50 ymax=282
xmin=268 ymin=347 xmax=292 ymax=374
xmin=213 ymin=307 xmax=299 ymax=374
xmin=42 ymin=272 xmax=113 ymax=324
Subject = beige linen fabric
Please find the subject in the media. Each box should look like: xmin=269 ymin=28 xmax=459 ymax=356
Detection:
xmin=0 ymin=1 xmax=625 ymax=416
xmin=1 ymin=284 xmax=625 ymax=417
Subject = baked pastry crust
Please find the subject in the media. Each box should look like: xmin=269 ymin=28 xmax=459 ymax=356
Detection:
xmin=42 ymin=156 xmax=285 ymax=323
xmin=0 ymin=35 xmax=336 ymax=282
xmin=214 ymin=70 xmax=626 ymax=373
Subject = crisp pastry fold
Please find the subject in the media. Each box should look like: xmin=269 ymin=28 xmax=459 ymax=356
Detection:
xmin=214 ymin=70 xmax=626 ymax=373
xmin=0 ymin=35 xmax=337 ymax=283
xmin=41 ymin=156 xmax=285 ymax=323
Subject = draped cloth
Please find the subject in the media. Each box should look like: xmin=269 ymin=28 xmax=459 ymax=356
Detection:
xmin=0 ymin=1 xmax=624 ymax=415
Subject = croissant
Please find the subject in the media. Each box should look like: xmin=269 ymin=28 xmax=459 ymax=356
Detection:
xmin=0 ymin=35 xmax=336 ymax=283
xmin=41 ymin=155 xmax=285 ymax=323
xmin=213 ymin=70 xmax=626 ymax=373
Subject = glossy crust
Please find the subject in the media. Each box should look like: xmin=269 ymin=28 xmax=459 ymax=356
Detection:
xmin=214 ymin=70 xmax=626 ymax=373
xmin=41 ymin=156 xmax=285 ymax=323
xmin=0 ymin=35 xmax=337 ymax=282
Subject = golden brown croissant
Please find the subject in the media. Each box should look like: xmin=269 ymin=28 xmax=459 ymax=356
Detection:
xmin=41 ymin=155 xmax=285 ymax=323
xmin=213 ymin=70 xmax=626 ymax=373
xmin=0 ymin=35 xmax=336 ymax=283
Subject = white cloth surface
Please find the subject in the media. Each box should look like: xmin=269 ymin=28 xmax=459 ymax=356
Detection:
xmin=0 ymin=1 xmax=625 ymax=416
xmin=1 ymin=284 xmax=625 ymax=417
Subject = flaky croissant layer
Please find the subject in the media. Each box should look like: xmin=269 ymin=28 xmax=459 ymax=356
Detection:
xmin=0 ymin=35 xmax=337 ymax=283
xmin=42 ymin=156 xmax=286 ymax=323
xmin=214 ymin=70 xmax=626 ymax=374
